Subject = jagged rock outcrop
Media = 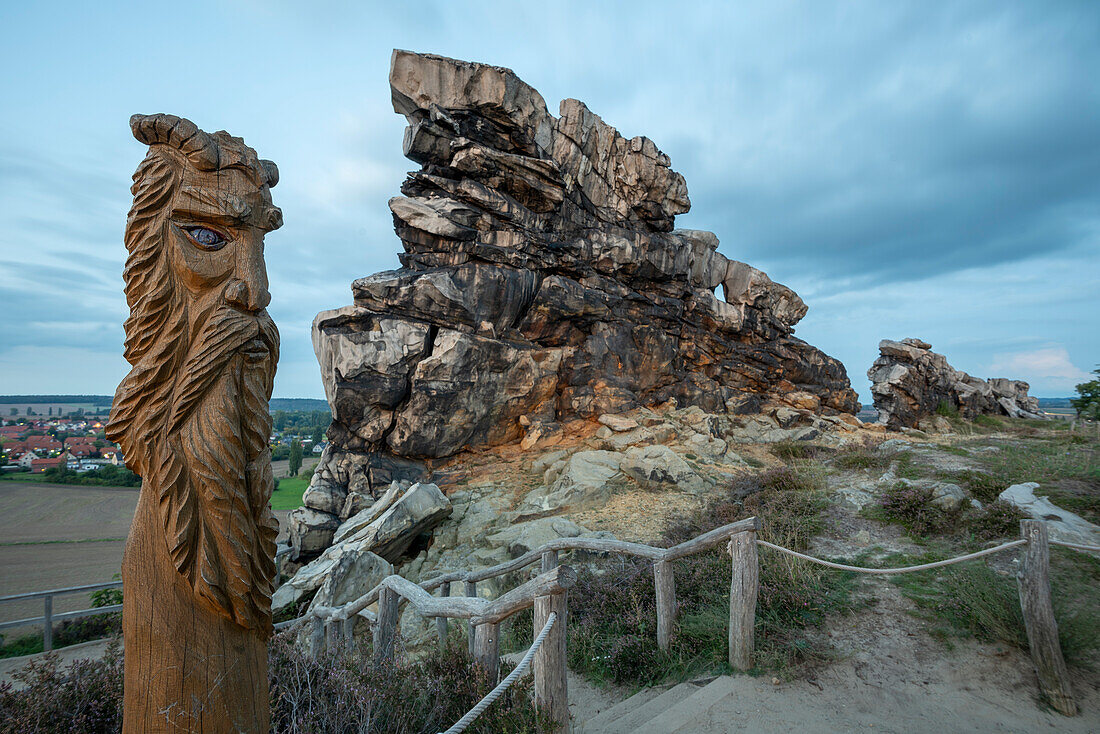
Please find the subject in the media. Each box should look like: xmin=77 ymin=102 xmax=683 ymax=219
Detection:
xmin=290 ymin=50 xmax=859 ymax=560
xmin=868 ymin=338 xmax=1045 ymax=429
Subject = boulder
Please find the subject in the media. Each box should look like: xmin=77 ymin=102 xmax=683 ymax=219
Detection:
xmin=868 ymin=338 xmax=1046 ymax=429
xmin=598 ymin=414 xmax=640 ymax=432
xmin=333 ymin=481 xmax=403 ymax=544
xmin=998 ymin=483 xmax=1100 ymax=550
xmin=305 ymin=50 xmax=862 ymax=562
xmin=485 ymin=517 xmax=588 ymax=558
xmin=930 ymin=483 xmax=968 ymax=511
xmin=273 ymin=545 xmax=391 ymax=616
xmin=287 ymin=507 xmax=339 ymax=561
xmin=308 ymin=550 xmax=394 ymax=612
xmin=339 ymin=482 xmax=453 ymax=563
xmin=621 ymin=445 xmax=707 ymax=493
xmin=520 ymin=450 xmax=623 ymax=513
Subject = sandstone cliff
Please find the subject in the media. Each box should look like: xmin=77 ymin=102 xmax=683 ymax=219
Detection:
xmin=289 ymin=50 xmax=860 ymax=559
xmin=868 ymin=338 xmax=1045 ymax=429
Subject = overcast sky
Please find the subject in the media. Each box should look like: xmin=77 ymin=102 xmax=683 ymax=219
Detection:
xmin=1 ymin=1 xmax=1097 ymax=403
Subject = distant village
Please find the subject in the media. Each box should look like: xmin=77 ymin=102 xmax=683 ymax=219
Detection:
xmin=1 ymin=404 xmax=329 ymax=479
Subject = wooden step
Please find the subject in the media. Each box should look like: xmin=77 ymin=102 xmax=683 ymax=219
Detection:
xmin=634 ymin=676 xmax=738 ymax=734
xmin=577 ymin=687 xmax=662 ymax=733
xmin=590 ymin=681 xmax=701 ymax=734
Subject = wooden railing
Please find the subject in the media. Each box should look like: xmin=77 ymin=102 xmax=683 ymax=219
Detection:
xmin=283 ymin=517 xmax=760 ymax=732
xmin=284 ymin=515 xmax=1098 ymax=729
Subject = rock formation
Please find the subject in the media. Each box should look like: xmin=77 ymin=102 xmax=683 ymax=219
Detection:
xmin=868 ymin=338 xmax=1045 ymax=429
xmin=289 ymin=50 xmax=859 ymax=561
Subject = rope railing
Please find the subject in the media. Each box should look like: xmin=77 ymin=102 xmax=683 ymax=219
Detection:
xmin=276 ymin=512 xmax=1092 ymax=728
xmin=437 ymin=612 xmax=557 ymax=734
xmin=754 ymin=538 xmax=1028 ymax=574
xmin=1049 ymin=539 xmax=1100 ymax=554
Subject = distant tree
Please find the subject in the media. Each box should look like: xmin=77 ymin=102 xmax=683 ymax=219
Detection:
xmin=26 ymin=407 xmax=34 ymax=416
xmin=48 ymin=407 xmax=53 ymax=416
xmin=311 ymin=426 xmax=323 ymax=445
xmin=273 ymin=410 xmax=288 ymax=432
xmin=288 ymin=439 xmax=303 ymax=477
xmin=1072 ymin=367 xmax=1100 ymax=421
xmin=9 ymin=409 xmax=16 ymax=416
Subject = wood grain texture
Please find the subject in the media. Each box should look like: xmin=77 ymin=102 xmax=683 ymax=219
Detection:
xmin=109 ymin=113 xmax=282 ymax=733
xmin=534 ymin=592 xmax=569 ymax=734
xmin=728 ymin=529 xmax=758 ymax=671
xmin=1017 ymin=520 xmax=1077 ymax=716
xmin=473 ymin=622 xmax=500 ymax=681
xmin=653 ymin=559 xmax=676 ymax=651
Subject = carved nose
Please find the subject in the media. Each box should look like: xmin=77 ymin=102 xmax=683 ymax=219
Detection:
xmin=225 ymin=280 xmax=270 ymax=312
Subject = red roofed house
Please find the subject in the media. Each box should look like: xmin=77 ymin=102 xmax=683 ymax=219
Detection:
xmin=31 ymin=456 xmax=66 ymax=473
xmin=0 ymin=426 xmax=25 ymax=438
xmin=67 ymin=444 xmax=94 ymax=458
xmin=26 ymin=435 xmax=63 ymax=453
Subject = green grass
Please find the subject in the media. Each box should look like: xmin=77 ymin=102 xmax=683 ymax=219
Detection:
xmin=270 ymin=477 xmax=310 ymax=510
xmin=831 ymin=444 xmax=890 ymax=472
xmin=884 ymin=548 xmax=1100 ymax=667
xmin=563 ymin=465 xmax=860 ymax=686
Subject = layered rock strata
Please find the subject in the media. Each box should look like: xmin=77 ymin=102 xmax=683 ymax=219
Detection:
xmin=868 ymin=338 xmax=1045 ymax=429
xmin=290 ymin=50 xmax=859 ymax=560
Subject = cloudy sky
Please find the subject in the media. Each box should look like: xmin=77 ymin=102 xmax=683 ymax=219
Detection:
xmin=1 ymin=1 xmax=1097 ymax=402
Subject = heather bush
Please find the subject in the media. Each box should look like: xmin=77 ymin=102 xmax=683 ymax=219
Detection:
xmin=876 ymin=482 xmax=955 ymax=536
xmin=0 ymin=639 xmax=124 ymax=734
xmin=0 ymin=634 xmax=549 ymax=734
xmin=269 ymin=633 xmax=550 ymax=734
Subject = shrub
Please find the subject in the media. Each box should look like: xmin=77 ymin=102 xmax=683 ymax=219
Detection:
xmin=567 ymin=466 xmax=855 ymax=685
xmin=768 ymin=441 xmax=831 ymax=462
xmin=968 ymin=500 xmax=1026 ymax=542
xmin=893 ymin=564 xmax=1026 ymax=648
xmin=268 ymin=634 xmax=549 ymax=734
xmin=935 ymin=401 xmax=959 ymax=418
xmin=0 ymin=639 xmax=124 ymax=734
xmin=832 ymin=445 xmax=890 ymax=471
xmin=875 ymin=482 xmax=955 ymax=536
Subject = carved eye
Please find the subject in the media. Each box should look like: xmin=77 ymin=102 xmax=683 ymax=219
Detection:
xmin=183 ymin=226 xmax=228 ymax=250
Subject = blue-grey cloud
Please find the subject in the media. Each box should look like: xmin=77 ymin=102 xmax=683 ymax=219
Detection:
xmin=0 ymin=0 xmax=1096 ymax=401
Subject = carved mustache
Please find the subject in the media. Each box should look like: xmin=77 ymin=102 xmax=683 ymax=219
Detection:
xmin=168 ymin=300 xmax=278 ymax=433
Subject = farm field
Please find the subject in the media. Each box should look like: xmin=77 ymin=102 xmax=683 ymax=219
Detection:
xmin=0 ymin=481 xmax=296 ymax=635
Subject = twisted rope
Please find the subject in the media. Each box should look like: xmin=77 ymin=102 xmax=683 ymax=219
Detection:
xmin=754 ymin=538 xmax=1027 ymax=574
xmin=438 ymin=612 xmax=558 ymax=734
xmin=1049 ymin=539 xmax=1100 ymax=553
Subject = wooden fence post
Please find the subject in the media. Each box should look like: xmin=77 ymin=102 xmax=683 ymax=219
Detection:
xmin=465 ymin=580 xmax=478 ymax=657
xmin=43 ymin=595 xmax=53 ymax=653
xmin=343 ymin=616 xmax=356 ymax=654
xmin=310 ymin=615 xmax=325 ymax=661
xmin=1018 ymin=519 xmax=1076 ymax=716
xmin=541 ymin=550 xmax=559 ymax=573
xmin=436 ymin=581 xmax=451 ymax=649
xmin=374 ymin=585 xmax=399 ymax=665
xmin=653 ymin=559 xmax=676 ymax=651
xmin=472 ymin=622 xmax=500 ymax=682
xmin=728 ymin=523 xmax=759 ymax=671
xmin=534 ymin=591 xmax=569 ymax=733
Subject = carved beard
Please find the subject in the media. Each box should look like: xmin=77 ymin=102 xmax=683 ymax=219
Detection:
xmin=155 ymin=302 xmax=280 ymax=632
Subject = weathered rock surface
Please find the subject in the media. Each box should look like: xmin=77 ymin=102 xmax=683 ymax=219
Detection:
xmin=998 ymin=482 xmax=1100 ymax=551
xmin=301 ymin=49 xmax=859 ymax=559
xmin=868 ymin=339 xmax=1045 ymax=429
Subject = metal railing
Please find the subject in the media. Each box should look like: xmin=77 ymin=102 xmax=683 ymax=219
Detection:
xmin=0 ymin=580 xmax=122 ymax=652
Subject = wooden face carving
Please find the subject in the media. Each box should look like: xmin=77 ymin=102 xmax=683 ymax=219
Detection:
xmin=168 ymin=166 xmax=283 ymax=314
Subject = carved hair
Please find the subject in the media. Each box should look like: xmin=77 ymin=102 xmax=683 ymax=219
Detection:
xmin=107 ymin=115 xmax=279 ymax=631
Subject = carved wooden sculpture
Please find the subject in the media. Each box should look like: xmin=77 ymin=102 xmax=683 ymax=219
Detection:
xmin=107 ymin=114 xmax=282 ymax=733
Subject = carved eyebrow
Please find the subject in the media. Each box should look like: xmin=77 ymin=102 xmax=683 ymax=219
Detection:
xmin=174 ymin=186 xmax=253 ymax=226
